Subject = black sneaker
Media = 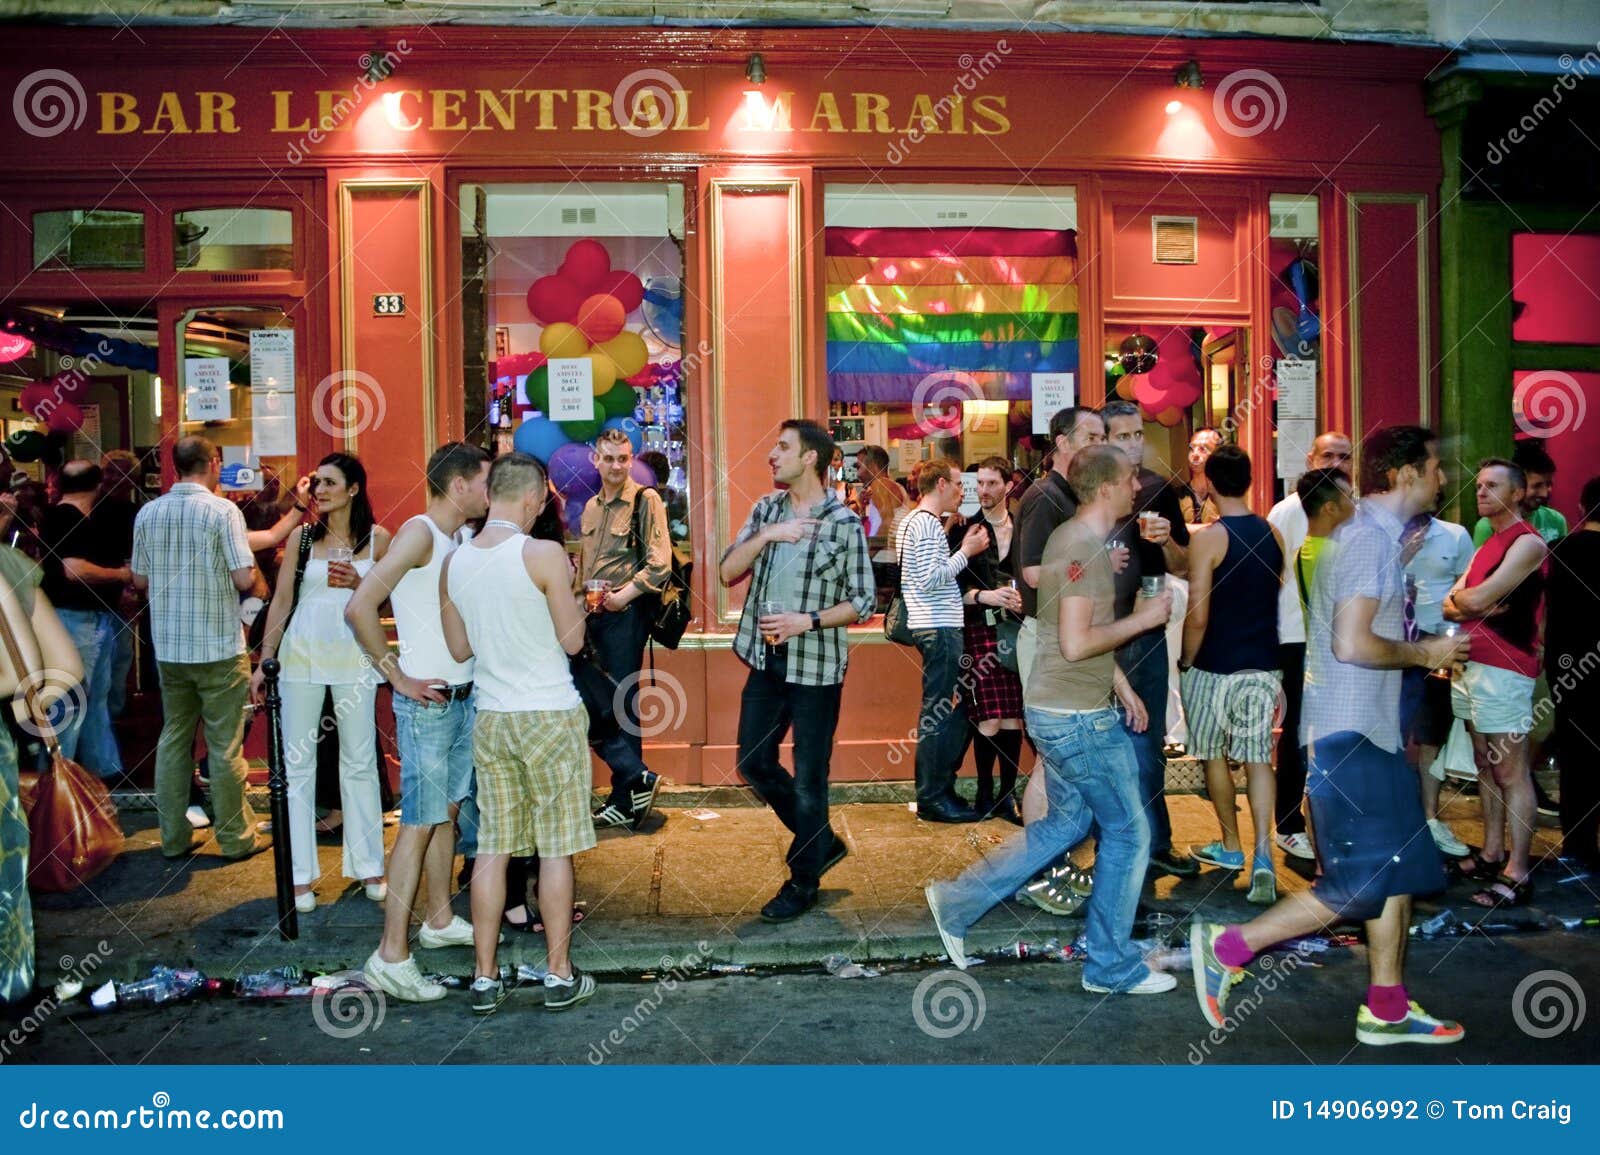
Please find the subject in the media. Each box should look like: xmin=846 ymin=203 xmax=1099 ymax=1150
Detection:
xmin=1148 ymin=848 xmax=1200 ymax=878
xmin=470 ymin=975 xmax=507 ymax=1015
xmin=628 ymin=771 xmax=663 ymax=829
xmin=759 ymin=880 xmax=819 ymax=922
xmin=543 ymin=966 xmax=597 ymax=1011
xmin=592 ymin=800 xmax=631 ymax=828
xmin=820 ymin=835 xmax=849 ymax=878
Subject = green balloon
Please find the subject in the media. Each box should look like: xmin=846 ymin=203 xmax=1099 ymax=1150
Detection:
xmin=5 ymin=429 xmax=45 ymax=463
xmin=524 ymin=365 xmax=550 ymax=413
xmin=600 ymin=382 xmax=638 ymax=419
xmin=558 ymin=416 xmax=603 ymax=442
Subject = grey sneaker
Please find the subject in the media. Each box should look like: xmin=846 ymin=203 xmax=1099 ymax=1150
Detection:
xmin=470 ymin=975 xmax=507 ymax=1015
xmin=543 ymin=966 xmax=597 ymax=1011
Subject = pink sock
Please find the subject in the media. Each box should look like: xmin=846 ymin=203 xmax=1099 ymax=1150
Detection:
xmin=1215 ymin=926 xmax=1254 ymax=968
xmin=1367 ymin=984 xmax=1409 ymax=1022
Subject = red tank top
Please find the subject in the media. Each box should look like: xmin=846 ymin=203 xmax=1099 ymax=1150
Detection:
xmin=1462 ymin=520 xmax=1543 ymax=677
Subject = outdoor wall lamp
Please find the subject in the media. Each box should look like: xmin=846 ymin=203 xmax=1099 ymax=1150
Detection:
xmin=745 ymin=53 xmax=767 ymax=85
xmin=1173 ymin=59 xmax=1204 ymax=89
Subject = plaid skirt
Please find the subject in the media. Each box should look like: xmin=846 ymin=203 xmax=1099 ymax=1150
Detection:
xmin=960 ymin=619 xmax=1024 ymax=722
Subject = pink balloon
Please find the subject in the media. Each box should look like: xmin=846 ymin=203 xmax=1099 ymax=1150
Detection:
xmin=20 ymin=381 xmax=54 ymax=416
xmin=597 ymin=270 xmax=644 ymax=313
xmin=45 ymin=401 xmax=84 ymax=435
xmin=560 ymin=239 xmax=612 ymax=293
xmin=526 ymin=275 xmax=581 ymax=325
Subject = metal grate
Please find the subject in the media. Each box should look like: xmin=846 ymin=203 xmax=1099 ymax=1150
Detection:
xmin=1152 ymin=215 xmax=1199 ymax=264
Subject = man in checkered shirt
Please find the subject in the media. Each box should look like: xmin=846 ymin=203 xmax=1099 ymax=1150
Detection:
xmin=721 ymin=419 xmax=875 ymax=923
xmin=131 ymin=436 xmax=269 ymax=861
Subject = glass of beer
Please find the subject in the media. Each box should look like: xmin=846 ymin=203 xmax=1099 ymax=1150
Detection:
xmin=1138 ymin=511 xmax=1160 ymax=541
xmin=1431 ymin=622 xmax=1460 ymax=679
xmin=584 ymin=579 xmax=611 ymax=613
xmin=759 ymin=600 xmax=785 ymax=647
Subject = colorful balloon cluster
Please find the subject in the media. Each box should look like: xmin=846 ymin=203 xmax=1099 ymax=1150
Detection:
xmin=7 ymin=371 xmax=95 ymax=464
xmin=504 ymin=240 xmax=659 ymax=527
xmin=1110 ymin=328 xmax=1203 ymax=427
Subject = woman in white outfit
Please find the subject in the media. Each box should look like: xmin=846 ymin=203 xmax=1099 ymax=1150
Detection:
xmin=252 ymin=453 xmax=391 ymax=913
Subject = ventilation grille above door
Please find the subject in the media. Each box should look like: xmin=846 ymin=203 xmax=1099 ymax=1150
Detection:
xmin=560 ymin=207 xmax=598 ymax=225
xmin=1152 ymin=216 xmax=1199 ymax=264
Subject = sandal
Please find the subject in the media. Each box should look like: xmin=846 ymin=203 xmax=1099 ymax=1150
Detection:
xmin=503 ymin=902 xmax=588 ymax=934
xmin=532 ymin=903 xmax=588 ymax=934
xmin=1471 ymin=873 xmax=1533 ymax=909
xmin=1451 ymin=851 xmax=1504 ymax=882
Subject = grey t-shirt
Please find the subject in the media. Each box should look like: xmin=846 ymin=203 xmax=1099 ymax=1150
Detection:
xmin=1029 ymin=518 xmax=1117 ymax=711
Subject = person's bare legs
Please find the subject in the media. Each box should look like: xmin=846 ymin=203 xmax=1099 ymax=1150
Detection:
xmin=1204 ymin=758 xmax=1242 ymax=852
xmin=419 ymin=808 xmax=457 ymax=930
xmin=1243 ymin=760 xmax=1275 ymax=871
xmin=1417 ymin=744 xmax=1442 ymax=819
xmin=378 ymin=823 xmax=435 ymax=963
xmin=1472 ymin=730 xmax=1509 ymax=866
xmin=470 ymin=853 xmax=508 ymax=979
xmin=1482 ymin=732 xmax=1535 ymax=881
xmin=1235 ymin=888 xmax=1337 ymax=953
xmin=1364 ymin=894 xmax=1410 ymax=987
xmin=538 ymin=855 xmax=576 ymax=977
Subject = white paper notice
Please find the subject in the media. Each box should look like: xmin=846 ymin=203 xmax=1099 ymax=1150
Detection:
xmin=248 ymin=329 xmax=295 ymax=393
xmin=1031 ymin=372 xmax=1076 ymax=434
xmin=185 ymin=357 xmax=232 ymax=422
xmin=959 ymin=471 xmax=980 ymax=519
xmin=70 ymin=403 xmax=102 ymax=460
xmin=1275 ymin=360 xmax=1317 ymax=422
xmin=252 ymin=388 xmax=297 ymax=457
xmin=1277 ymin=418 xmax=1315 ymax=480
xmin=548 ymin=358 xmax=595 ymax=422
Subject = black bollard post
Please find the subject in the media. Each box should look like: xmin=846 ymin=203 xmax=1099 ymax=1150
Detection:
xmin=262 ymin=658 xmax=298 ymax=941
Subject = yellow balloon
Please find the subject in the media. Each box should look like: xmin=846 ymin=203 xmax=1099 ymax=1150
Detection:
xmin=539 ymin=322 xmax=589 ymax=360
xmin=589 ymin=350 xmax=619 ymax=395
xmin=598 ymin=330 xmax=648 ymax=379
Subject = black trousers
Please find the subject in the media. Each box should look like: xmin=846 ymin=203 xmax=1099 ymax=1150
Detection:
xmin=589 ymin=604 xmax=653 ymax=790
xmin=1275 ymin=642 xmax=1307 ymax=836
xmin=1555 ymin=704 xmax=1600 ymax=862
xmin=735 ymin=651 xmax=843 ymax=888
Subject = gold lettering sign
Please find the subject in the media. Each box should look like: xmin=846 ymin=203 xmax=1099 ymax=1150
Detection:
xmin=96 ymin=88 xmax=1010 ymax=139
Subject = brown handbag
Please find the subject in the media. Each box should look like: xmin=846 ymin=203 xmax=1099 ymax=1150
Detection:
xmin=0 ymin=588 xmax=123 ymax=893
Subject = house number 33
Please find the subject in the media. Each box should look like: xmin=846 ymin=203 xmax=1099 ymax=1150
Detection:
xmin=373 ymin=294 xmax=406 ymax=316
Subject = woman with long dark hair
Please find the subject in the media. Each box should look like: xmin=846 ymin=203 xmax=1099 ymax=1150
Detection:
xmin=252 ymin=453 xmax=391 ymax=913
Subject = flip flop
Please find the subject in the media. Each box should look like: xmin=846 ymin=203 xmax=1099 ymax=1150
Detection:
xmin=531 ymin=904 xmax=588 ymax=934
xmin=1471 ymin=874 xmax=1533 ymax=909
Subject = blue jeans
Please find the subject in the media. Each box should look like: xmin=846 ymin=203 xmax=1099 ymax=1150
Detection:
xmin=108 ymin=616 xmax=134 ymax=718
xmin=1116 ymin=627 xmax=1171 ymax=855
xmin=933 ymin=706 xmax=1152 ymax=991
xmin=588 ymin=604 xmax=652 ymax=792
xmin=913 ymin=627 xmax=968 ymax=805
xmin=54 ymin=608 xmax=124 ymax=778
xmin=393 ymin=691 xmax=475 ymax=827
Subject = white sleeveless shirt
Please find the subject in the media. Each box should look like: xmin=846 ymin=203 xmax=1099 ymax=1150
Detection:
xmin=445 ymin=532 xmax=580 ymax=713
xmin=390 ymin=514 xmax=474 ymax=686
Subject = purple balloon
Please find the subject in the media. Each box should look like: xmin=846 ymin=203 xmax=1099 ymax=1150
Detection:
xmin=548 ymin=440 xmax=599 ymax=496
xmin=629 ymin=457 xmax=657 ymax=487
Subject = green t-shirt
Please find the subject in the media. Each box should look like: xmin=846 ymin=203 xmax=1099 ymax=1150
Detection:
xmin=1293 ymin=535 xmax=1331 ymax=610
xmin=1473 ymin=506 xmax=1566 ymax=547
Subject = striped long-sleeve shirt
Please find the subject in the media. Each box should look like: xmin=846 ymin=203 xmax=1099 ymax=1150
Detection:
xmin=897 ymin=508 xmax=966 ymax=629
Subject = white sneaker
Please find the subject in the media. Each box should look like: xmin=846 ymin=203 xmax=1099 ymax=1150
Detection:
xmin=363 ymin=951 xmax=446 ymax=1003
xmin=365 ymin=881 xmax=388 ymax=902
xmin=1428 ymin=819 xmax=1470 ymax=857
xmin=185 ymin=805 xmax=212 ymax=830
xmin=295 ymin=891 xmax=316 ymax=914
xmin=1084 ymin=970 xmax=1177 ymax=995
xmin=1275 ymin=832 xmax=1314 ymax=860
xmin=417 ymin=915 xmax=475 ymax=949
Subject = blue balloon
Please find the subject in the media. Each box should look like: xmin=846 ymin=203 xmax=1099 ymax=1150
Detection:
xmin=601 ymin=415 xmax=643 ymax=453
xmin=512 ymin=416 xmax=571 ymax=463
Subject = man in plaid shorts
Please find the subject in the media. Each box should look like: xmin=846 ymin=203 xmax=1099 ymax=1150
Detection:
xmin=721 ymin=420 xmax=876 ymax=923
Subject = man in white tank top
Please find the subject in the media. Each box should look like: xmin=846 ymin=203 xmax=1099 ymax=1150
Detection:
xmin=347 ymin=443 xmax=491 ymax=1003
xmin=441 ymin=453 xmax=598 ymax=1014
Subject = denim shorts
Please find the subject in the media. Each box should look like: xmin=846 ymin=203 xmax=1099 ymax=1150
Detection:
xmin=394 ymin=692 xmax=476 ymax=827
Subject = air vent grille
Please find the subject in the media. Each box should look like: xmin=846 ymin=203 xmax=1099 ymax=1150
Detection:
xmin=1152 ymin=216 xmax=1199 ymax=264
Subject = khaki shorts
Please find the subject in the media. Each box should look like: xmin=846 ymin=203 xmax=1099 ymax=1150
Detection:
xmin=472 ymin=705 xmax=597 ymax=859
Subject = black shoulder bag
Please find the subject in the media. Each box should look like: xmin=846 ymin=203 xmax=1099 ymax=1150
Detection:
xmin=629 ymin=487 xmax=693 ymax=650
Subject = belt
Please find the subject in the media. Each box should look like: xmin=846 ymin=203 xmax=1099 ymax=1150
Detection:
xmin=436 ymin=682 xmax=473 ymax=701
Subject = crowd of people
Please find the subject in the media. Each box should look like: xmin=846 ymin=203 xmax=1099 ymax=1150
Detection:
xmin=1 ymin=406 xmax=1596 ymax=1044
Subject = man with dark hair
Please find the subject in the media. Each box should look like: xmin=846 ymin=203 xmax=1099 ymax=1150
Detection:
xmin=1265 ymin=432 xmax=1354 ymax=861
xmin=1545 ymin=474 xmax=1600 ymax=870
xmin=1180 ymin=445 xmax=1285 ymax=903
xmin=1445 ymin=457 xmax=1547 ymax=908
xmin=1100 ymin=399 xmax=1195 ymax=877
xmin=1193 ymin=425 xmax=1470 ymax=1047
xmin=1179 ymin=427 xmax=1224 ymax=526
xmin=951 ymin=455 xmax=1026 ymax=822
xmin=132 ymin=436 xmax=269 ymax=860
xmin=40 ymin=460 xmax=128 ymax=779
xmin=94 ymin=451 xmax=145 ymax=723
xmin=901 ymin=458 xmax=990 ymax=822
xmin=578 ymin=425 xmax=671 ymax=830
xmin=721 ymin=420 xmax=875 ymax=921
xmin=1472 ymin=441 xmax=1565 ymax=546
xmin=348 ymin=442 xmax=491 ymax=1002
xmin=928 ymin=445 xmax=1174 ymax=995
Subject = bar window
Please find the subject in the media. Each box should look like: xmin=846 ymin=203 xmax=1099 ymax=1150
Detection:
xmin=174 ymin=208 xmax=294 ymax=271
xmin=32 ymin=209 xmax=145 ymax=271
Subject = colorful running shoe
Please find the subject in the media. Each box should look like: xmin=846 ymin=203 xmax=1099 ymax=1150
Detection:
xmin=1189 ymin=919 xmax=1244 ymax=1030
xmin=1354 ymin=1001 xmax=1465 ymax=1046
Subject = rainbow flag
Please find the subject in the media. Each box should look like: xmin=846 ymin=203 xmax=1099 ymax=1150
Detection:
xmin=825 ymin=227 xmax=1078 ymax=403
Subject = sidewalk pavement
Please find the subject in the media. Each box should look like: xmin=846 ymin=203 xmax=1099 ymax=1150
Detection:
xmin=30 ymin=784 xmax=1581 ymax=985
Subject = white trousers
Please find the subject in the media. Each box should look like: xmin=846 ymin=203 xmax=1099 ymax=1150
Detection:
xmin=279 ymin=679 xmax=384 ymax=886
xmin=1164 ymin=577 xmax=1189 ymax=746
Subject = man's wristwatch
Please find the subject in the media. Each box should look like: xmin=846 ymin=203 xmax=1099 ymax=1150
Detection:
xmin=810 ymin=610 xmax=822 ymax=632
